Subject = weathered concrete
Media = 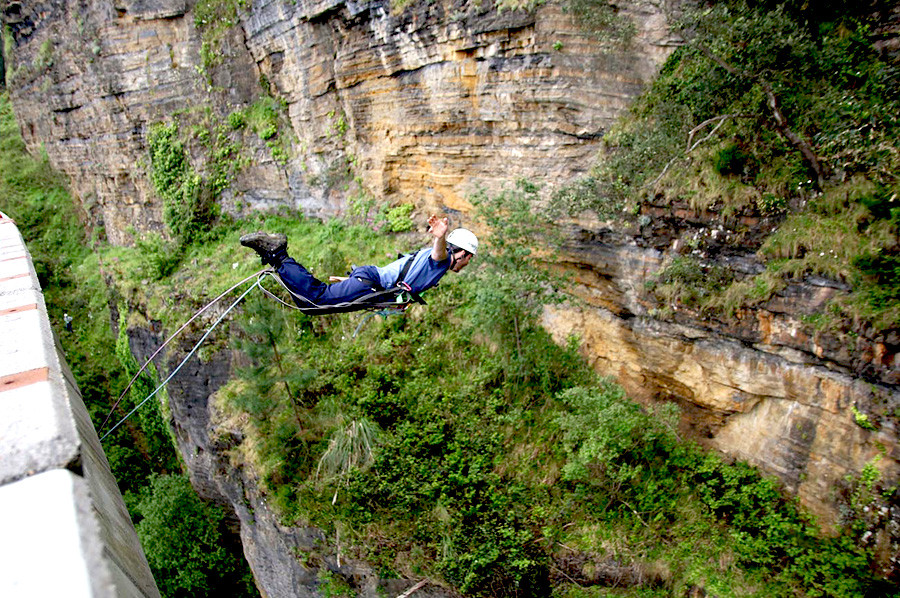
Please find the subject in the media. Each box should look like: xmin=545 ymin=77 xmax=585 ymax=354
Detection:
xmin=0 ymin=210 xmax=159 ymax=598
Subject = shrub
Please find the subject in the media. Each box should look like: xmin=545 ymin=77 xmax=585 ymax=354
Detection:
xmin=134 ymin=474 xmax=256 ymax=597
xmin=385 ymin=203 xmax=415 ymax=232
xmin=555 ymin=383 xmax=679 ymax=484
xmin=147 ymin=122 xmax=216 ymax=243
xmin=227 ymin=111 xmax=246 ymax=130
xmin=136 ymin=233 xmax=183 ymax=280
xmin=649 ymin=255 xmax=735 ymax=310
xmin=713 ymin=142 xmax=750 ymax=176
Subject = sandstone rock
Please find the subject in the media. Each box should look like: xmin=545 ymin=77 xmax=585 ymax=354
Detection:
xmin=7 ymin=0 xmax=899 ymax=586
xmin=4 ymin=0 xmax=672 ymax=243
xmin=544 ymin=219 xmax=900 ymax=525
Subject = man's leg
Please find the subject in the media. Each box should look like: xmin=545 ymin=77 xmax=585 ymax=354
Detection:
xmin=241 ymin=232 xmax=381 ymax=306
xmin=277 ymin=258 xmax=328 ymax=305
xmin=240 ymin=232 xmax=325 ymax=305
xmin=318 ymin=265 xmax=382 ymax=304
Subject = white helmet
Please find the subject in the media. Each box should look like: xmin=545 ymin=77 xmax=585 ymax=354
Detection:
xmin=447 ymin=228 xmax=478 ymax=255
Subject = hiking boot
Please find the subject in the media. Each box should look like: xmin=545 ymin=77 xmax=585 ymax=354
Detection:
xmin=240 ymin=232 xmax=288 ymax=267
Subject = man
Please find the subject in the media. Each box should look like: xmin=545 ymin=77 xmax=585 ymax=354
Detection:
xmin=240 ymin=215 xmax=478 ymax=307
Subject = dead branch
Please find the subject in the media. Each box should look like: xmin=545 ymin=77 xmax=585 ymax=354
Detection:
xmin=688 ymin=114 xmax=736 ymax=152
xmin=396 ymin=579 xmax=429 ymax=598
xmin=694 ymin=42 xmax=825 ymax=187
xmin=648 ymin=113 xmax=745 ymax=189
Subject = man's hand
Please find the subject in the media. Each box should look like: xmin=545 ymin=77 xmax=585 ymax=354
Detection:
xmin=428 ymin=215 xmax=449 ymax=240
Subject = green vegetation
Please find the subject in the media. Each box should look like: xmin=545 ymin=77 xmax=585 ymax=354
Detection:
xmin=555 ymin=0 xmax=900 ymax=330
xmin=186 ymin=193 xmax=884 ymax=596
xmin=564 ymin=0 xmax=635 ymax=43
xmin=5 ymin=73 xmax=898 ymax=592
xmin=384 ymin=203 xmax=415 ymax=232
xmin=228 ymin=95 xmax=292 ymax=165
xmin=194 ymin=0 xmax=249 ymax=74
xmin=144 ymin=94 xmax=292 ymax=252
xmin=92 ymin=178 xmax=887 ymax=596
xmin=134 ymin=473 xmax=257 ymax=597
xmin=147 ymin=121 xmax=214 ymax=244
xmin=646 ymin=255 xmax=734 ymax=312
xmin=114 ymin=308 xmax=181 ymax=470
xmin=3 ymin=1 xmax=899 ymax=595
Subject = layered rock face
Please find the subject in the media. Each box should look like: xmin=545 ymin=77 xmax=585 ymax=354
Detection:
xmin=3 ymin=0 xmax=674 ymax=243
xmin=542 ymin=218 xmax=900 ymax=525
xmin=4 ymin=0 xmax=898 ymax=580
xmin=128 ymin=325 xmax=458 ymax=597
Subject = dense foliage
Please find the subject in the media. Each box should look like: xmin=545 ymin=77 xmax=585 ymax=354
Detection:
xmin=90 ymin=184 xmax=882 ymax=596
xmin=6 ymin=78 xmax=897 ymax=592
xmin=556 ymin=0 xmax=900 ymax=329
xmin=139 ymin=196 xmax=883 ymax=596
xmin=4 ymin=1 xmax=900 ymax=595
xmin=147 ymin=121 xmax=217 ymax=245
xmin=135 ymin=473 xmax=256 ymax=597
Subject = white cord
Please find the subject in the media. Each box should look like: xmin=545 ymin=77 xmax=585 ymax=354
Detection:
xmin=100 ymin=279 xmax=261 ymax=442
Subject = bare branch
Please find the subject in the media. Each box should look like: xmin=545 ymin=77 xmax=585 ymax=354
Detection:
xmin=694 ymin=42 xmax=826 ymax=187
xmin=687 ymin=114 xmax=740 ymax=152
xmin=396 ymin=580 xmax=430 ymax=598
xmin=647 ymin=113 xmax=746 ymax=189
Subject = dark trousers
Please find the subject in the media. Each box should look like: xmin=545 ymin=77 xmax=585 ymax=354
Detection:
xmin=277 ymin=258 xmax=382 ymax=306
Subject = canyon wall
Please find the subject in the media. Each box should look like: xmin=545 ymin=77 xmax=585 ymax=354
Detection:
xmin=543 ymin=218 xmax=899 ymax=525
xmin=4 ymin=0 xmax=898 ymax=584
xmin=3 ymin=0 xmax=675 ymax=244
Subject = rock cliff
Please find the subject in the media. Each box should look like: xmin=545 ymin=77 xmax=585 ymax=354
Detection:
xmin=3 ymin=0 xmax=675 ymax=243
xmin=127 ymin=323 xmax=460 ymax=597
xmin=4 ymin=0 xmax=899 ymax=590
xmin=543 ymin=217 xmax=900 ymax=525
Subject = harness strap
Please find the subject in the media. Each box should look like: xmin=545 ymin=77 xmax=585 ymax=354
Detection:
xmin=347 ymin=252 xmax=425 ymax=309
xmin=267 ymin=271 xmax=425 ymax=315
xmin=396 ymin=252 xmax=416 ymax=285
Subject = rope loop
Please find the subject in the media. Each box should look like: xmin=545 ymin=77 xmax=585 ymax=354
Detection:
xmin=98 ymin=267 xmax=412 ymax=442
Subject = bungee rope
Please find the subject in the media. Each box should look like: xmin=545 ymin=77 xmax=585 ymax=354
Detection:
xmin=99 ymin=267 xmax=412 ymax=442
xmin=98 ymin=268 xmax=268 ymax=435
xmin=257 ymin=268 xmax=423 ymax=314
xmin=256 ymin=269 xmax=410 ymax=335
xmin=100 ymin=277 xmax=262 ymax=442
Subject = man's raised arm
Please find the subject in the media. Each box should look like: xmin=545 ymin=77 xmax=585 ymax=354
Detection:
xmin=428 ymin=215 xmax=450 ymax=262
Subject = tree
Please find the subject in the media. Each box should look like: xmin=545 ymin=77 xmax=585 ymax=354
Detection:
xmin=134 ymin=474 xmax=256 ymax=598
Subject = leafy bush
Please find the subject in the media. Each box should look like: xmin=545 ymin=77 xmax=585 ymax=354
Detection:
xmin=555 ymin=383 xmax=679 ymax=483
xmin=147 ymin=121 xmax=216 ymax=243
xmin=134 ymin=474 xmax=256 ymax=597
xmin=549 ymin=175 xmax=623 ymax=220
xmin=467 ymin=179 xmax=566 ymax=381
xmin=136 ymin=233 xmax=184 ymax=280
xmin=227 ymin=111 xmax=246 ymax=130
xmin=384 ymin=203 xmax=415 ymax=232
xmin=713 ymin=142 xmax=751 ymax=176
xmin=648 ymin=255 xmax=735 ymax=310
